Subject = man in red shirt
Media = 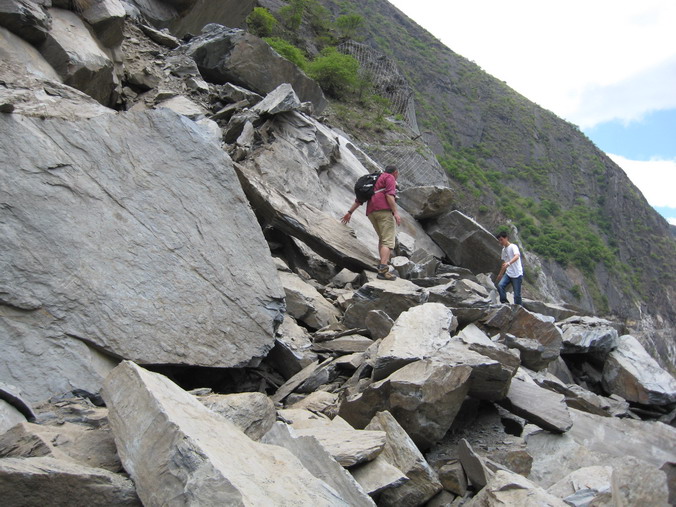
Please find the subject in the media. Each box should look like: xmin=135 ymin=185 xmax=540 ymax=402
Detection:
xmin=341 ymin=165 xmax=402 ymax=280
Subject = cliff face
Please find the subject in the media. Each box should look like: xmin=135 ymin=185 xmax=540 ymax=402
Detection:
xmin=317 ymin=0 xmax=676 ymax=371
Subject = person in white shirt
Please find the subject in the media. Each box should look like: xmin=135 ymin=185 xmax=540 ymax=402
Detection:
xmin=496 ymin=231 xmax=523 ymax=305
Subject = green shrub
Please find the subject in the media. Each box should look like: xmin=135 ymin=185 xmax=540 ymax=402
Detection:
xmin=306 ymin=47 xmax=359 ymax=98
xmin=246 ymin=7 xmax=277 ymax=37
xmin=264 ymin=37 xmax=308 ymax=70
xmin=336 ymin=14 xmax=364 ymax=40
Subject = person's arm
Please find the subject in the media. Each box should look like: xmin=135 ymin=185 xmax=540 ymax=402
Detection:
xmin=386 ymin=194 xmax=401 ymax=225
xmin=341 ymin=200 xmax=362 ymax=224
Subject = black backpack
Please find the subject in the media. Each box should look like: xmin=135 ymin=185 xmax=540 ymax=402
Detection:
xmin=354 ymin=172 xmax=383 ymax=203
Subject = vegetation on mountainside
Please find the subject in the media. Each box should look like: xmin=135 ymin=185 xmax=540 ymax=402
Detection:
xmin=313 ymin=0 xmax=676 ymax=318
xmin=246 ymin=7 xmax=278 ymax=37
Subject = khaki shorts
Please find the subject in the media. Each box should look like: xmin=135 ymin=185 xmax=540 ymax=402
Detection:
xmin=368 ymin=210 xmax=397 ymax=249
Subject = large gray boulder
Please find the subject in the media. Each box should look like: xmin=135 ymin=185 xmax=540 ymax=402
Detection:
xmin=559 ymin=316 xmax=619 ymax=357
xmin=39 ymin=8 xmax=117 ymax=106
xmin=425 ymin=210 xmax=501 ymax=274
xmin=0 ymin=109 xmax=285 ymax=402
xmin=102 ymin=361 xmax=351 ymax=505
xmin=373 ymin=303 xmax=457 ymax=380
xmin=185 ymin=24 xmax=328 ymax=113
xmin=0 ymin=0 xmax=51 ymax=44
xmin=342 ymin=279 xmax=430 ymax=330
xmin=484 ymin=305 xmax=563 ymax=370
xmin=339 ymin=359 xmax=472 ymax=450
xmin=397 ymin=185 xmax=454 ymax=220
xmin=602 ymin=334 xmax=676 ymax=405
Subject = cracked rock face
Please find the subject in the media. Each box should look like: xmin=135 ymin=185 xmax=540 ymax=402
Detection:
xmin=0 ymin=109 xmax=285 ymax=402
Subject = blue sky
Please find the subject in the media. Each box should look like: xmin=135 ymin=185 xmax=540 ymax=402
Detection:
xmin=388 ymin=0 xmax=676 ymax=225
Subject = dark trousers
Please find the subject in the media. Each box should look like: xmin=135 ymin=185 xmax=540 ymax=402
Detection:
xmin=498 ymin=274 xmax=522 ymax=305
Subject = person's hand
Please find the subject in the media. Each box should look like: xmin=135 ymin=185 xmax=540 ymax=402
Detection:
xmin=341 ymin=212 xmax=352 ymax=224
xmin=393 ymin=212 xmax=402 ymax=226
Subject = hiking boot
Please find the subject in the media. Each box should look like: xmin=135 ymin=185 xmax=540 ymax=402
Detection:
xmin=377 ymin=264 xmax=397 ymax=281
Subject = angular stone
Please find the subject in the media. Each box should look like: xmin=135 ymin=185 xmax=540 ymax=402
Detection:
xmin=547 ymin=466 xmax=613 ymax=506
xmin=102 ymin=361 xmax=349 ymax=505
xmin=485 ymin=305 xmax=563 ymax=370
xmin=235 ymin=162 xmax=379 ymax=273
xmin=350 ymin=456 xmax=408 ymax=496
xmin=456 ymin=323 xmax=521 ymax=372
xmin=287 ymin=391 xmax=339 ymax=416
xmin=457 ymin=438 xmax=493 ymax=490
xmin=277 ymin=409 xmax=386 ymax=467
xmin=340 ymin=359 xmax=472 ymax=450
xmin=0 ymin=456 xmax=141 ymax=506
xmin=522 ymin=299 xmax=578 ymax=321
xmin=81 ymin=0 xmax=126 ymax=47
xmin=185 ymin=25 xmax=327 ymax=113
xmin=0 ymin=420 xmax=121 ymax=472
xmin=398 ymin=185 xmax=454 ymax=219
xmin=0 ymin=0 xmax=51 ymax=45
xmin=602 ymin=334 xmax=676 ymax=405
xmin=253 ymin=83 xmax=302 ymax=116
xmin=533 ymin=372 xmax=630 ymax=417
xmin=268 ymin=316 xmax=318 ymax=380
xmin=198 ymin=392 xmax=276 ymax=441
xmin=465 ymin=469 xmax=567 ymax=506
xmin=373 ymin=303 xmax=456 ymax=380
xmin=427 ymin=279 xmax=491 ymax=308
xmin=498 ymin=372 xmax=573 ymax=433
xmin=271 ymin=359 xmax=322 ymax=404
xmin=438 ymin=460 xmax=468 ymax=496
xmin=155 ymin=94 xmax=209 ymax=120
xmin=262 ymin=422 xmax=375 ymax=506
xmin=364 ymin=309 xmax=395 ymax=340
xmin=425 ymin=210 xmax=501 ymax=274
xmin=342 ymin=279 xmax=429 ymax=330
xmin=559 ymin=317 xmax=618 ymax=357
xmin=1 ymin=110 xmax=284 ymax=401
xmin=365 ymin=411 xmax=442 ymax=506
xmin=278 ymin=270 xmax=341 ymax=330
xmin=437 ymin=340 xmax=515 ymax=401
xmin=312 ymin=335 xmax=374 ymax=354
xmin=0 ymin=399 xmax=25 ymax=435
xmin=39 ymin=9 xmax=117 ymax=106
xmin=138 ymin=23 xmax=181 ymax=49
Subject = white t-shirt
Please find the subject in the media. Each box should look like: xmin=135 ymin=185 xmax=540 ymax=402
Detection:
xmin=501 ymin=243 xmax=523 ymax=278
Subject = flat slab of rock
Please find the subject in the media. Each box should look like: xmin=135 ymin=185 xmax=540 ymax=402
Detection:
xmin=373 ymin=303 xmax=456 ymax=380
xmin=102 ymin=361 xmax=350 ymax=505
xmin=198 ymin=392 xmax=276 ymax=441
xmin=465 ymin=469 xmax=567 ymax=506
xmin=425 ymin=210 xmax=501 ymax=274
xmin=342 ymin=279 xmax=429 ymax=330
xmin=279 ymin=270 xmax=341 ymax=330
xmin=235 ymin=162 xmax=378 ymax=273
xmin=602 ymin=334 xmax=676 ymax=405
xmin=1 ymin=109 xmax=285 ymax=401
xmin=262 ymin=422 xmax=375 ymax=506
xmin=498 ymin=372 xmax=573 ymax=433
xmin=0 ymin=456 xmax=141 ymax=506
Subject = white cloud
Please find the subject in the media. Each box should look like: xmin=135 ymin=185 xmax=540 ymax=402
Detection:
xmin=607 ymin=154 xmax=676 ymax=208
xmin=388 ymin=0 xmax=676 ymax=127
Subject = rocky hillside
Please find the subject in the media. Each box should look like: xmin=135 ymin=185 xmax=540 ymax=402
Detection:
xmin=314 ymin=0 xmax=676 ymax=374
xmin=1 ymin=1 xmax=675 ymax=505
